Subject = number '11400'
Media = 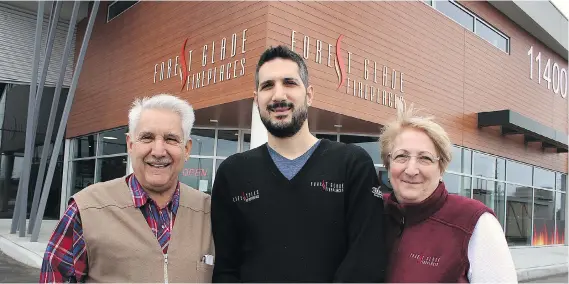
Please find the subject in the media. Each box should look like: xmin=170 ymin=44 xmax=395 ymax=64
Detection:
xmin=527 ymin=46 xmax=567 ymax=98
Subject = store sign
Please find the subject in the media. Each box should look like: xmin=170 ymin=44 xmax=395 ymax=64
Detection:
xmin=153 ymin=29 xmax=249 ymax=91
xmin=290 ymin=30 xmax=405 ymax=109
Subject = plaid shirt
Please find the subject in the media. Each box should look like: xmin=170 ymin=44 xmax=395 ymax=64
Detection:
xmin=39 ymin=174 xmax=180 ymax=283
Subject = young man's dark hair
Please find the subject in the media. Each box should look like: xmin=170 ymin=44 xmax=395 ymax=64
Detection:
xmin=254 ymin=45 xmax=309 ymax=90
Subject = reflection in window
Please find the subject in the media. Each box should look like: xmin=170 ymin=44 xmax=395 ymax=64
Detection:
xmin=447 ymin=146 xmax=462 ymax=172
xmin=533 ymin=167 xmax=555 ymax=190
xmin=462 ymin=149 xmax=472 ymax=174
xmin=191 ymin=129 xmax=215 ymax=156
xmin=505 ymin=184 xmax=532 ymax=246
xmin=443 ymin=173 xmax=471 ymax=197
xmin=556 ymin=173 xmax=567 ymax=192
xmin=315 ymin=133 xmax=337 ymax=142
xmin=339 ymin=135 xmax=381 ymax=165
xmin=473 ymin=152 xmax=496 ymax=179
xmin=75 ymin=135 xmax=96 ymax=158
xmin=435 ymin=0 xmax=474 ymax=31
xmin=555 ymin=192 xmax=566 ymax=244
xmin=475 ymin=20 xmax=508 ymax=52
xmin=72 ymin=160 xmax=95 ymax=195
xmin=532 ymin=188 xmax=556 ymax=245
xmin=506 ymin=161 xmax=532 ymax=186
xmin=98 ymin=156 xmax=127 ymax=182
xmin=179 ymin=158 xmax=213 ymax=194
xmin=497 ymin=158 xmax=506 ymax=180
xmin=216 ymin=130 xmax=238 ymax=157
xmin=473 ymin=179 xmax=505 ymax=228
xmin=241 ymin=133 xmax=251 ymax=152
xmin=98 ymin=127 xmax=127 ymax=156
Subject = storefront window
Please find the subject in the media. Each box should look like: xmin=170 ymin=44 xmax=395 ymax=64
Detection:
xmin=241 ymin=133 xmax=251 ymax=152
xmin=497 ymin=158 xmax=506 ymax=180
xmin=505 ymin=183 xmax=532 ymax=246
xmin=216 ymin=130 xmax=238 ymax=157
xmin=75 ymin=134 xmax=97 ymax=158
xmin=443 ymin=172 xmax=471 ymax=197
xmin=179 ymin=158 xmax=213 ymax=194
xmin=72 ymin=160 xmax=95 ymax=195
xmin=555 ymin=192 xmax=566 ymax=244
xmin=533 ymin=167 xmax=555 ymax=190
xmin=447 ymin=146 xmax=462 ymax=172
xmin=98 ymin=127 xmax=127 ymax=156
xmin=98 ymin=156 xmax=127 ymax=182
xmin=191 ymin=129 xmax=215 ymax=156
xmin=532 ymin=188 xmax=556 ymax=245
xmin=340 ymin=135 xmax=381 ymax=165
xmin=462 ymin=149 xmax=472 ymax=174
xmin=556 ymin=173 xmax=567 ymax=192
xmin=506 ymin=161 xmax=532 ymax=186
xmin=315 ymin=133 xmax=337 ymax=142
xmin=473 ymin=152 xmax=496 ymax=179
xmin=473 ymin=179 xmax=506 ymax=228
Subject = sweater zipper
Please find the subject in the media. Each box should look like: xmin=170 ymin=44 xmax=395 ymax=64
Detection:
xmin=163 ymin=253 xmax=169 ymax=284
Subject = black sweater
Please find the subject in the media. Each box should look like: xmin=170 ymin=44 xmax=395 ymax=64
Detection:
xmin=211 ymin=139 xmax=387 ymax=282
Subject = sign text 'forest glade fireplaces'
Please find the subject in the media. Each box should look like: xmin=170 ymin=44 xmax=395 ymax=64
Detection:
xmin=290 ymin=30 xmax=406 ymax=109
xmin=153 ymin=29 xmax=248 ymax=91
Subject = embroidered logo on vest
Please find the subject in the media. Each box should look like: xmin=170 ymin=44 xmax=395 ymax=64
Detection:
xmin=310 ymin=181 xmax=344 ymax=193
xmin=372 ymin=187 xmax=383 ymax=199
xmin=409 ymin=253 xmax=440 ymax=267
xmin=232 ymin=190 xmax=260 ymax=203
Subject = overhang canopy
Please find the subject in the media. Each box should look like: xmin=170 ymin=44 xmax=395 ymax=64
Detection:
xmin=477 ymin=109 xmax=568 ymax=153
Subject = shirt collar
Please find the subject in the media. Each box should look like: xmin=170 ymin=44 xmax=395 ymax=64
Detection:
xmin=126 ymin=174 xmax=180 ymax=214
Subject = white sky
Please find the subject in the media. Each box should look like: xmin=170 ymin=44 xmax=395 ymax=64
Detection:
xmin=550 ymin=0 xmax=569 ymax=20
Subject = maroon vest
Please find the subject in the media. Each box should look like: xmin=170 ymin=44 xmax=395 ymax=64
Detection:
xmin=384 ymin=182 xmax=494 ymax=283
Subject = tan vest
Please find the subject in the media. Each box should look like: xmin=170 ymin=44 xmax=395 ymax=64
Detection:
xmin=73 ymin=177 xmax=214 ymax=283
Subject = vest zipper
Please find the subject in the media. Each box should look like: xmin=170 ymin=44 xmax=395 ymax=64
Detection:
xmin=163 ymin=253 xmax=169 ymax=284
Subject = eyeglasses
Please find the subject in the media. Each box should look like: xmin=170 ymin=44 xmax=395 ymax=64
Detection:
xmin=388 ymin=150 xmax=440 ymax=166
xmin=135 ymin=133 xmax=185 ymax=148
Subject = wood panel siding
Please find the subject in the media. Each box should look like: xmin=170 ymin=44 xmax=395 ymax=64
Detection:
xmin=68 ymin=1 xmax=269 ymax=138
xmin=265 ymin=0 xmax=567 ymax=172
xmin=69 ymin=1 xmax=568 ymax=172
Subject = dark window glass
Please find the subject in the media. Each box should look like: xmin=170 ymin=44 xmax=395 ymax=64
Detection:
xmin=555 ymin=192 xmax=566 ymax=244
xmin=473 ymin=180 xmax=506 ymax=228
xmin=475 ymin=20 xmax=508 ymax=52
xmin=315 ymin=133 xmax=337 ymax=141
xmin=190 ymin=129 xmax=215 ymax=156
xmin=75 ymin=135 xmax=97 ymax=158
xmin=436 ymin=0 xmax=474 ymax=31
xmin=72 ymin=160 xmax=95 ymax=195
xmin=107 ymin=1 xmax=138 ymax=22
xmin=533 ymin=167 xmax=555 ymax=190
xmin=241 ymin=133 xmax=251 ymax=152
xmin=506 ymin=161 xmax=532 ymax=186
xmin=216 ymin=130 xmax=238 ymax=157
xmin=339 ymin=135 xmax=381 ymax=165
xmin=473 ymin=152 xmax=496 ymax=179
xmin=98 ymin=127 xmax=127 ymax=156
xmin=533 ymin=188 xmax=556 ymax=245
xmin=98 ymin=156 xmax=127 ymax=182
xmin=179 ymin=158 xmax=213 ymax=194
xmin=505 ymin=184 xmax=533 ymax=246
xmin=442 ymin=173 xmax=471 ymax=197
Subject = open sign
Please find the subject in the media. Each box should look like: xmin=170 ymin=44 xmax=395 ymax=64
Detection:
xmin=182 ymin=168 xmax=207 ymax=177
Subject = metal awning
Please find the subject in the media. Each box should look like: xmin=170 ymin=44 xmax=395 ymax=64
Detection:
xmin=477 ymin=109 xmax=568 ymax=153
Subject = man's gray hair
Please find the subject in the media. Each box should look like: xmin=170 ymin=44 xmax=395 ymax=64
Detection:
xmin=128 ymin=94 xmax=195 ymax=143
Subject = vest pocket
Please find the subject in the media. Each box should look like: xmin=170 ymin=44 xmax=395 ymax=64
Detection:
xmin=195 ymin=261 xmax=214 ymax=283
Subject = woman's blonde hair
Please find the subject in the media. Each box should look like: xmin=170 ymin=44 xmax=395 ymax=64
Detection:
xmin=380 ymin=100 xmax=453 ymax=174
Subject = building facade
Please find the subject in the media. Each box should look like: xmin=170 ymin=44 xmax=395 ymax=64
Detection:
xmin=63 ymin=0 xmax=568 ymax=247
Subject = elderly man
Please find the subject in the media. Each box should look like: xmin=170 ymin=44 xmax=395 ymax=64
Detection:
xmin=40 ymin=94 xmax=213 ymax=283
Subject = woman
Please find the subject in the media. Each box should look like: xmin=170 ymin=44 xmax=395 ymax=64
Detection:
xmin=380 ymin=102 xmax=517 ymax=283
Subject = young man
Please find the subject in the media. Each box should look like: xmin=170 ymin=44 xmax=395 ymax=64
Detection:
xmin=211 ymin=46 xmax=387 ymax=282
xmin=40 ymin=94 xmax=214 ymax=283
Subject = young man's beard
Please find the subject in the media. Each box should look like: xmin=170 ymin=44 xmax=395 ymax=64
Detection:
xmin=259 ymin=100 xmax=308 ymax=138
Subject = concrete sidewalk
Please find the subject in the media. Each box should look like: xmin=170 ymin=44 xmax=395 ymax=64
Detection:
xmin=0 ymin=219 xmax=567 ymax=281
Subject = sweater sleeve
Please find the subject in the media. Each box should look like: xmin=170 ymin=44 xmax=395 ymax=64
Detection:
xmin=333 ymin=146 xmax=387 ymax=282
xmin=211 ymin=159 xmax=242 ymax=283
xmin=467 ymin=212 xmax=518 ymax=283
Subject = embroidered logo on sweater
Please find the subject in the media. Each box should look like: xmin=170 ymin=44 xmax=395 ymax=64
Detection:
xmin=310 ymin=181 xmax=344 ymax=193
xmin=371 ymin=187 xmax=383 ymax=199
xmin=409 ymin=253 xmax=440 ymax=267
xmin=232 ymin=190 xmax=260 ymax=203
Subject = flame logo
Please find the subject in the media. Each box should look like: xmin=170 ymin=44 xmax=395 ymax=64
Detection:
xmin=322 ymin=180 xmax=327 ymax=191
xmin=179 ymin=38 xmax=189 ymax=91
xmin=334 ymin=34 xmax=346 ymax=90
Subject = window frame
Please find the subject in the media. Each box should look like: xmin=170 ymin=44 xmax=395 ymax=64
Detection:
xmin=106 ymin=1 xmax=140 ymax=23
